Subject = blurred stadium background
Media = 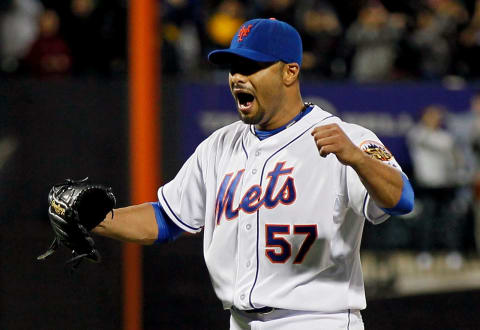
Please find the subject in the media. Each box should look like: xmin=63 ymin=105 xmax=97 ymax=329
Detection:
xmin=1 ymin=0 xmax=480 ymax=329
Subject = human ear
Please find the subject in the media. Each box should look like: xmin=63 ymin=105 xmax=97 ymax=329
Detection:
xmin=283 ymin=63 xmax=300 ymax=86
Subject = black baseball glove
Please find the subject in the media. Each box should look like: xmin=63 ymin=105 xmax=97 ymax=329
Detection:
xmin=37 ymin=178 xmax=116 ymax=269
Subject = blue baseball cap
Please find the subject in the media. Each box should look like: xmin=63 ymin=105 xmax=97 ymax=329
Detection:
xmin=208 ymin=18 xmax=302 ymax=66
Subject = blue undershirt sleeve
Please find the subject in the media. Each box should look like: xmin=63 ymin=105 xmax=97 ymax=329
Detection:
xmin=381 ymin=173 xmax=415 ymax=216
xmin=150 ymin=202 xmax=185 ymax=244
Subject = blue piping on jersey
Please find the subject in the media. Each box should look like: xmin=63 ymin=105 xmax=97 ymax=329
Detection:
xmin=150 ymin=202 xmax=184 ymax=244
xmin=248 ymin=116 xmax=333 ymax=308
xmin=160 ymin=188 xmax=202 ymax=231
xmin=241 ymin=139 xmax=248 ymax=159
xmin=381 ymin=173 xmax=414 ymax=215
xmin=347 ymin=309 xmax=351 ymax=330
xmin=362 ymin=191 xmax=389 ymax=223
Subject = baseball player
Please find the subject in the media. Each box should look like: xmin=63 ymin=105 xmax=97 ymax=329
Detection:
xmin=93 ymin=18 xmax=414 ymax=329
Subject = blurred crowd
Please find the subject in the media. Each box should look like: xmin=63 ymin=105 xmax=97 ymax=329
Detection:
xmin=0 ymin=0 xmax=127 ymax=77
xmin=406 ymin=94 xmax=480 ymax=269
xmin=3 ymin=0 xmax=480 ymax=80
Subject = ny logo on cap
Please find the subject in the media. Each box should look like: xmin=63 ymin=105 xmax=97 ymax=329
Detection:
xmin=237 ymin=24 xmax=253 ymax=42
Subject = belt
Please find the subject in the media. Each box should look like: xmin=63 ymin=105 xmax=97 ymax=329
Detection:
xmin=243 ymin=306 xmax=275 ymax=314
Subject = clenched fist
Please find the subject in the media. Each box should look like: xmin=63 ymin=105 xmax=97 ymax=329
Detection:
xmin=311 ymin=123 xmax=365 ymax=167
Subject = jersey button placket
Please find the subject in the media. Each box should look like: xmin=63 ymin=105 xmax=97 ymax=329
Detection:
xmin=234 ymin=164 xmax=257 ymax=309
xmin=233 ymin=146 xmax=262 ymax=309
xmin=251 ymin=149 xmax=260 ymax=175
xmin=244 ymin=225 xmax=253 ymax=268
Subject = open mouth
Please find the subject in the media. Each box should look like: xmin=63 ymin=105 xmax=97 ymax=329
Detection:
xmin=235 ymin=91 xmax=255 ymax=111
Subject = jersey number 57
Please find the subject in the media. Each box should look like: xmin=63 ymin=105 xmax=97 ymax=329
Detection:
xmin=265 ymin=224 xmax=318 ymax=264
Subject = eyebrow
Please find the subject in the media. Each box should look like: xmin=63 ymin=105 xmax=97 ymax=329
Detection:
xmin=229 ymin=60 xmax=277 ymax=75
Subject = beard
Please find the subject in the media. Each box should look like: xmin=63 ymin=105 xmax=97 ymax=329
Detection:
xmin=237 ymin=108 xmax=264 ymax=125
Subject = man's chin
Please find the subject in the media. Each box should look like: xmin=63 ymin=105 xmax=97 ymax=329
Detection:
xmin=238 ymin=111 xmax=261 ymax=125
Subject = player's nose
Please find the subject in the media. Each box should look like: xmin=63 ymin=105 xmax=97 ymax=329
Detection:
xmin=229 ymin=71 xmax=248 ymax=86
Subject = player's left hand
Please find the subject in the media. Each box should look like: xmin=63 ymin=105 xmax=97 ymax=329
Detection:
xmin=37 ymin=178 xmax=116 ymax=269
xmin=311 ymin=124 xmax=365 ymax=166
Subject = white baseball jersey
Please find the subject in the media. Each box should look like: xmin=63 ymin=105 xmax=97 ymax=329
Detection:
xmin=158 ymin=105 xmax=401 ymax=312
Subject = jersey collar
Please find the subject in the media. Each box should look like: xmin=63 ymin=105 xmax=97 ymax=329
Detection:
xmin=253 ymin=103 xmax=314 ymax=141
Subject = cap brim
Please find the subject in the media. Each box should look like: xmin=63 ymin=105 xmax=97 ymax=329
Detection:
xmin=208 ymin=48 xmax=278 ymax=65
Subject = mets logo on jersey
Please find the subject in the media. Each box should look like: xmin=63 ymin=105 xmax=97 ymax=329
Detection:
xmin=360 ymin=140 xmax=393 ymax=161
xmin=215 ymin=162 xmax=296 ymax=225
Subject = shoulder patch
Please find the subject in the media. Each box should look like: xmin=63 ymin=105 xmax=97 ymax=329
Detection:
xmin=359 ymin=140 xmax=393 ymax=161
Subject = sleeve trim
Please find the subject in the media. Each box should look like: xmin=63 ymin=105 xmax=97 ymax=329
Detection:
xmin=150 ymin=202 xmax=184 ymax=243
xmin=362 ymin=192 xmax=390 ymax=225
xmin=380 ymin=173 xmax=414 ymax=216
xmin=159 ymin=187 xmax=203 ymax=234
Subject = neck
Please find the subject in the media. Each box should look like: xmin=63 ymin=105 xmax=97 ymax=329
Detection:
xmin=255 ymin=92 xmax=304 ymax=131
xmin=253 ymin=102 xmax=313 ymax=140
